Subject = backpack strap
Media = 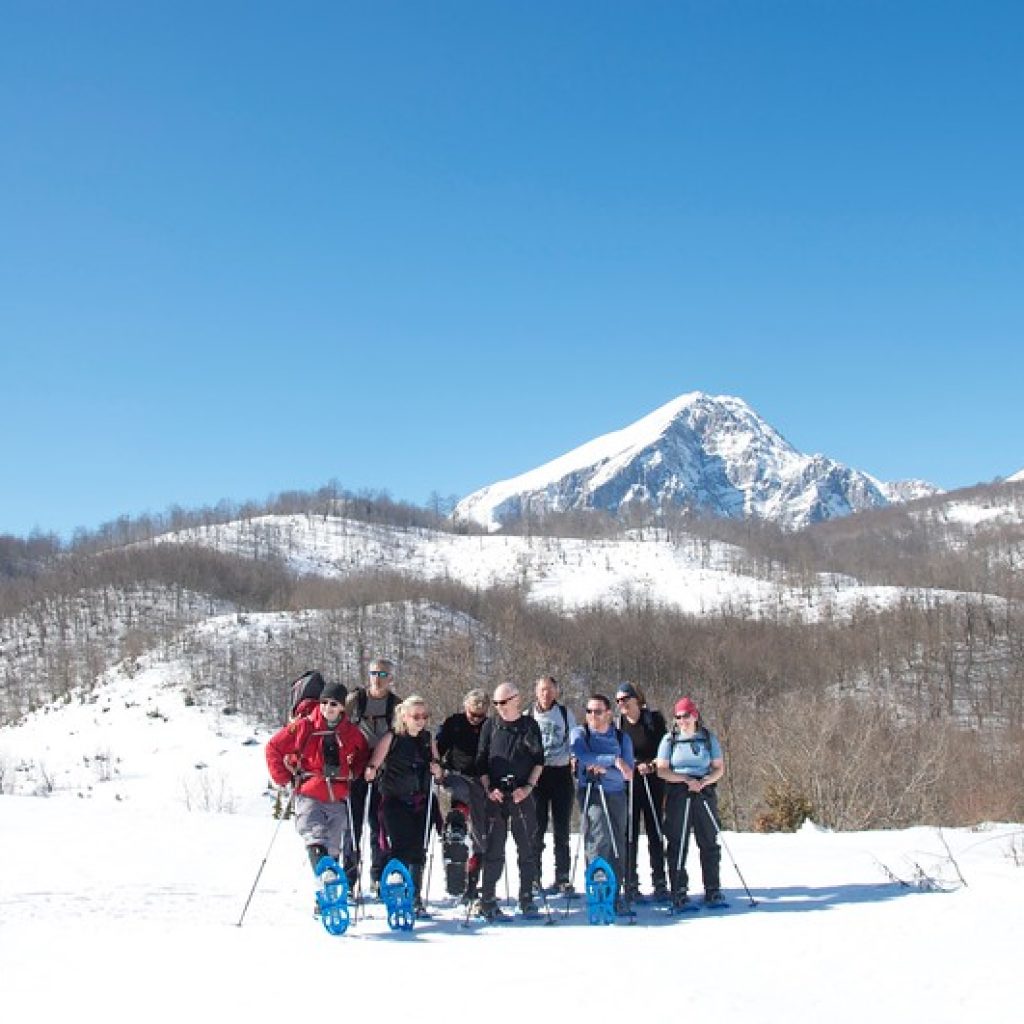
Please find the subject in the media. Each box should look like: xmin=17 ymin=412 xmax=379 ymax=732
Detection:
xmin=527 ymin=702 xmax=571 ymax=741
xmin=353 ymin=688 xmax=398 ymax=725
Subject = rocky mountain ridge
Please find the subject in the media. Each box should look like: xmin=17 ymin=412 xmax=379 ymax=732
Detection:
xmin=455 ymin=392 xmax=940 ymax=530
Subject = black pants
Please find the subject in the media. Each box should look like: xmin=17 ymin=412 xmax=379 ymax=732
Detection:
xmin=532 ymin=764 xmax=574 ymax=884
xmin=481 ymin=793 xmax=538 ymax=900
xmin=346 ymin=777 xmax=385 ymax=883
xmin=626 ymin=773 xmax=666 ymax=890
xmin=381 ymin=793 xmax=430 ymax=897
xmin=663 ymin=785 xmax=721 ymax=897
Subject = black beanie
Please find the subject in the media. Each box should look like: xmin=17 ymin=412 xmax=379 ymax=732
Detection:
xmin=320 ymin=682 xmax=348 ymax=704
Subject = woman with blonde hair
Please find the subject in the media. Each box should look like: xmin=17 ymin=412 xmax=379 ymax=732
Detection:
xmin=364 ymin=695 xmax=443 ymax=915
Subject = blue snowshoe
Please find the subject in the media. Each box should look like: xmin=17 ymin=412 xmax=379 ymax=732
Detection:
xmin=584 ymin=857 xmax=617 ymax=926
xmin=380 ymin=858 xmax=416 ymax=932
xmin=314 ymin=856 xmax=350 ymax=936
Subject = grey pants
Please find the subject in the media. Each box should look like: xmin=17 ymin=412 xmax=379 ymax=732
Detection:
xmin=579 ymin=785 xmax=627 ymax=895
xmin=294 ymin=795 xmax=352 ymax=862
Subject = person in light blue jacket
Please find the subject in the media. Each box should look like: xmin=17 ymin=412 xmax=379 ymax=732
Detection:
xmin=656 ymin=696 xmax=725 ymax=909
xmin=570 ymin=693 xmax=634 ymax=911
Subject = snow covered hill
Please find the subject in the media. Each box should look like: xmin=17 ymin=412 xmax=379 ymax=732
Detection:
xmin=1 ymin=660 xmax=1020 ymax=1023
xmin=454 ymin=392 xmax=940 ymax=530
xmin=151 ymin=512 xmax=995 ymax=623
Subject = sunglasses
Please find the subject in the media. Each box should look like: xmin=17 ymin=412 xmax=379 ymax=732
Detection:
xmin=675 ymin=712 xmax=695 ymax=720
xmin=368 ymin=670 xmax=391 ymax=678
xmin=493 ymin=696 xmax=517 ymax=707
xmin=320 ymin=699 xmax=342 ymax=708
xmin=615 ymin=696 xmax=632 ymax=703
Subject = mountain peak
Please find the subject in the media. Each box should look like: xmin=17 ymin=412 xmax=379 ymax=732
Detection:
xmin=455 ymin=391 xmax=938 ymax=530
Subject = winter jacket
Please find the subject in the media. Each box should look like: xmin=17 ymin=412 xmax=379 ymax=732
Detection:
xmin=436 ymin=712 xmax=485 ymax=776
xmin=474 ymin=715 xmax=545 ymax=789
xmin=571 ymin=724 xmax=635 ymax=794
xmin=620 ymin=708 xmax=668 ymax=764
xmin=656 ymin=726 xmax=722 ymax=779
xmin=266 ymin=709 xmax=369 ymax=803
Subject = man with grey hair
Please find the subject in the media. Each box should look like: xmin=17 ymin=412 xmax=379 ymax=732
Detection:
xmin=473 ymin=682 xmax=545 ymax=920
xmin=344 ymin=657 xmax=400 ymax=892
xmin=436 ymin=687 xmax=489 ymax=900
xmin=528 ymin=675 xmax=578 ymax=894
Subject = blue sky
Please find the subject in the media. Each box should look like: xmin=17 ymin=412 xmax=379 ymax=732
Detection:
xmin=3 ymin=1 xmax=1021 ymax=538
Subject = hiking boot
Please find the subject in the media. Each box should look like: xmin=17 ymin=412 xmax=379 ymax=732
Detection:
xmin=414 ymin=896 xmax=431 ymax=919
xmin=651 ymin=880 xmax=671 ymax=903
xmin=614 ymin=895 xmax=633 ymax=917
xmin=623 ymin=881 xmax=641 ymax=903
xmin=704 ymin=890 xmax=728 ymax=908
xmin=519 ymin=894 xmax=540 ymax=919
xmin=474 ymin=898 xmax=508 ymax=922
xmin=671 ymin=891 xmax=692 ymax=912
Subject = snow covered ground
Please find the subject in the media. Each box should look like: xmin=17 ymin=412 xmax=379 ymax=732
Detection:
xmin=2 ymin=664 xmax=1022 ymax=1022
xmin=154 ymin=512 xmax=1001 ymax=622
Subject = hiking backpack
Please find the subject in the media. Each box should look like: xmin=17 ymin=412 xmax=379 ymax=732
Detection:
xmin=289 ymin=670 xmax=325 ymax=719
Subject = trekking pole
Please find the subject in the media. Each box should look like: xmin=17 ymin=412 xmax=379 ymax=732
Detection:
xmin=642 ymin=773 xmax=664 ymax=843
xmin=622 ymin=778 xmax=636 ymax=923
xmin=699 ymin=793 xmax=757 ymax=906
xmin=566 ymin=779 xmax=594 ymax=916
xmin=504 ymin=830 xmax=512 ymax=909
xmin=515 ymin=800 xmax=555 ymax=926
xmin=344 ymin=796 xmax=362 ymax=925
xmin=422 ymin=778 xmax=437 ymax=913
xmin=675 ymin=790 xmax=693 ymax=874
xmin=596 ymin=783 xmax=619 ymax=861
xmin=625 ymin=778 xmax=635 ymax=905
xmin=463 ymin=810 xmax=499 ymax=928
xmin=236 ymin=787 xmax=294 ymax=927
xmin=358 ymin=781 xmax=374 ymax=906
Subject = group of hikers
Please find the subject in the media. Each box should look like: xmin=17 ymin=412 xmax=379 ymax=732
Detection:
xmin=265 ymin=658 xmax=727 ymax=922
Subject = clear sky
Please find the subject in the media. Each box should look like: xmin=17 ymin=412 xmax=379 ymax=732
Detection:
xmin=3 ymin=1 xmax=1021 ymax=538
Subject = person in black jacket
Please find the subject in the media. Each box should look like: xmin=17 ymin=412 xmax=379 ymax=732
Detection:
xmin=616 ymin=682 xmax=669 ymax=902
xmin=364 ymin=695 xmax=443 ymax=916
xmin=436 ymin=687 xmax=489 ymax=900
xmin=473 ymin=682 xmax=545 ymax=920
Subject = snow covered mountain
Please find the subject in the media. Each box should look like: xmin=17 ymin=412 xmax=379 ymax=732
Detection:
xmin=1008 ymin=467 xmax=1024 ymax=483
xmin=455 ymin=392 xmax=939 ymax=531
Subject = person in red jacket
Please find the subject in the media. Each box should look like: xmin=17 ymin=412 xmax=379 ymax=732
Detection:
xmin=266 ymin=681 xmax=370 ymax=881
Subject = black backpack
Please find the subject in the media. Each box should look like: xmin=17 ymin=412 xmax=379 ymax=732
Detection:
xmin=289 ymin=670 xmax=325 ymax=718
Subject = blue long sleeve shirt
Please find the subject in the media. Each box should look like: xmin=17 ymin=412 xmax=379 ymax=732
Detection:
xmin=570 ymin=725 xmax=635 ymax=794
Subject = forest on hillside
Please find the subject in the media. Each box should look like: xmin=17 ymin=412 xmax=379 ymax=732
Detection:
xmin=2 ymin=481 xmax=1023 ymax=829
